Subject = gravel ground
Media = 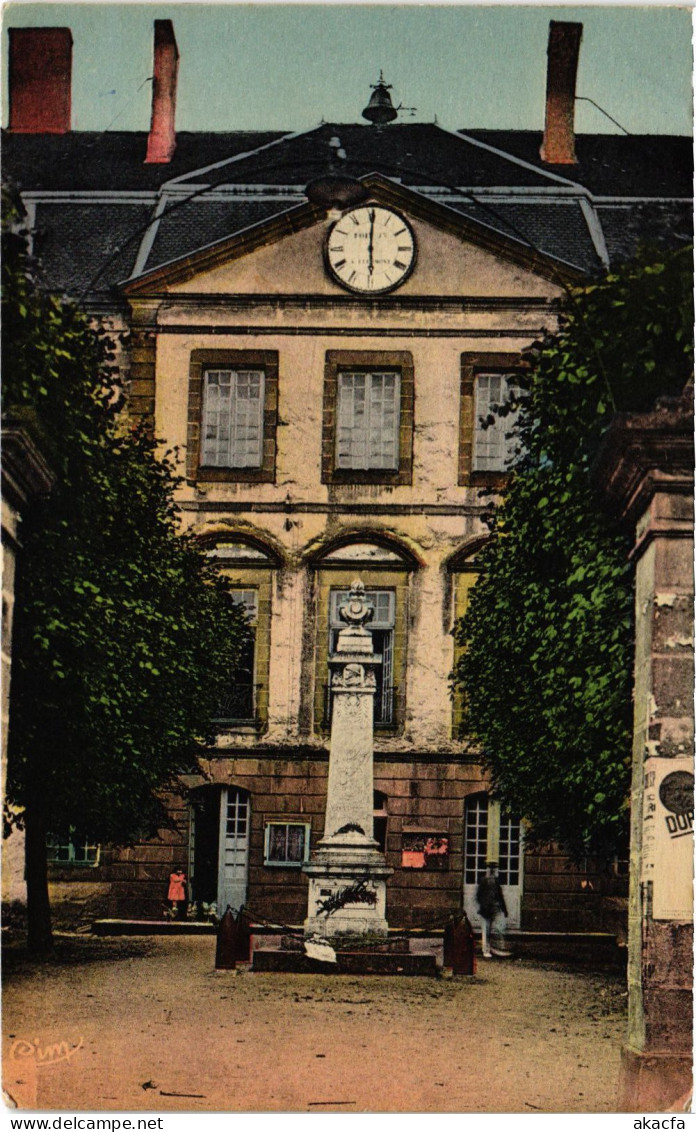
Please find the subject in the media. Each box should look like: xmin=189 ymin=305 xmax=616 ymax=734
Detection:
xmin=2 ymin=934 xmax=627 ymax=1113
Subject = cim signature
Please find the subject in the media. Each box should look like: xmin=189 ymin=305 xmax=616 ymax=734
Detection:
xmin=10 ymin=1035 xmax=84 ymax=1067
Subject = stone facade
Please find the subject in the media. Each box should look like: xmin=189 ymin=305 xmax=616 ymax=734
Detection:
xmin=35 ymin=176 xmax=632 ymax=935
xmin=13 ymin=18 xmax=694 ymax=937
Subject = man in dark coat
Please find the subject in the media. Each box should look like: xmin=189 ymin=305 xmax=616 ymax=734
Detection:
xmin=476 ymin=862 xmax=509 ymax=958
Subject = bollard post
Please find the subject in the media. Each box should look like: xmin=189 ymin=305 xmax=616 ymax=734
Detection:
xmin=235 ymin=906 xmax=252 ymax=964
xmin=443 ymin=910 xmax=476 ymax=975
xmin=215 ymin=905 xmax=238 ymax=970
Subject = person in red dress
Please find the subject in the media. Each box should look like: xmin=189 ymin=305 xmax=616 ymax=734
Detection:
xmin=167 ymin=868 xmax=187 ymax=920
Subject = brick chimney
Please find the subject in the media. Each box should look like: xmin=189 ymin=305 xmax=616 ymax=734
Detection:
xmin=540 ymin=21 xmax=583 ymax=165
xmin=8 ymin=27 xmax=72 ymax=133
xmin=145 ymin=20 xmax=179 ymax=164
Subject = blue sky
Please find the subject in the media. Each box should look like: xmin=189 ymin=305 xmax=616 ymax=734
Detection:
xmin=2 ymin=3 xmax=693 ymax=135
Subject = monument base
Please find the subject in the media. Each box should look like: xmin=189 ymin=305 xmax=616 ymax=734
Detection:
xmin=303 ymin=834 xmax=393 ymax=939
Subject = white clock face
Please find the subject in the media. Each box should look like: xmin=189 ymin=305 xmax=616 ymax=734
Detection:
xmin=326 ymin=206 xmax=416 ymax=294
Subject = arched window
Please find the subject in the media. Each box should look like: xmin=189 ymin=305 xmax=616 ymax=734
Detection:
xmin=309 ymin=535 xmax=418 ymax=733
xmin=205 ymin=535 xmax=280 ymax=729
xmin=448 ymin=541 xmax=485 ymax=736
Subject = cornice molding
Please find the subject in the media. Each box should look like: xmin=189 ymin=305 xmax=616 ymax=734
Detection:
xmin=156 ymin=293 xmax=561 ymax=312
xmin=1 ymin=422 xmax=55 ymax=514
xmin=593 ymin=398 xmax=694 ymax=525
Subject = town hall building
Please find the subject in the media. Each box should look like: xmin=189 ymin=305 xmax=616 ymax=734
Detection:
xmin=3 ymin=19 xmax=691 ymax=935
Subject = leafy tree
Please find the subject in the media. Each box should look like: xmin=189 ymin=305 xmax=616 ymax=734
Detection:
xmin=453 ymin=247 xmax=693 ymax=860
xmin=2 ymin=201 xmax=250 ymax=954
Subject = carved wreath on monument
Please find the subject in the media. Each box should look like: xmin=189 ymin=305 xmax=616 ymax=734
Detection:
xmin=331 ymin=662 xmax=377 ymax=690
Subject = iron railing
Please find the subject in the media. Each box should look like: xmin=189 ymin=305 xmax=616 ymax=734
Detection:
xmin=213 ymin=683 xmax=263 ymax=725
xmin=323 ymin=683 xmax=398 ymax=729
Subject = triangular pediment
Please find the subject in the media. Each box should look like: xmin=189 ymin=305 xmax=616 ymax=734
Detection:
xmin=122 ymin=174 xmax=585 ymax=298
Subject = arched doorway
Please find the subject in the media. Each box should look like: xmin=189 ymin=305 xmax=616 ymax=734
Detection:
xmin=463 ymin=792 xmax=524 ymax=928
xmin=188 ymin=785 xmax=250 ymax=913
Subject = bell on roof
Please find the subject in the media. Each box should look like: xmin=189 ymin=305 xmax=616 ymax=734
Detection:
xmin=361 ymin=72 xmax=398 ymax=126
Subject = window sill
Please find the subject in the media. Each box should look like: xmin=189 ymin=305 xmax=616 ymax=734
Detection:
xmin=212 ymin=719 xmax=266 ymax=735
xmin=194 ymin=467 xmax=276 ymax=484
xmin=48 ymin=863 xmax=102 ymax=874
xmin=462 ymin=470 xmax=513 ymax=490
xmin=321 ymin=468 xmax=410 ymax=486
xmin=263 ymin=860 xmax=309 ymax=869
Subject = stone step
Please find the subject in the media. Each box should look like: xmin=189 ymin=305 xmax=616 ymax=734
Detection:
xmin=252 ymin=949 xmax=439 ymax=976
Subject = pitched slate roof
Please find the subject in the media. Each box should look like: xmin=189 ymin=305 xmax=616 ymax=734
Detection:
xmin=1 ymin=130 xmax=284 ymax=192
xmin=440 ymin=199 xmax=604 ymax=275
xmin=168 ymin=123 xmax=571 ymax=191
xmin=145 ymin=197 xmax=300 ymax=272
xmin=32 ymin=202 xmax=152 ymax=292
xmin=595 ymin=201 xmax=693 ymax=263
xmin=463 ymin=131 xmax=693 ymax=199
xmin=3 ymin=120 xmax=692 ymax=297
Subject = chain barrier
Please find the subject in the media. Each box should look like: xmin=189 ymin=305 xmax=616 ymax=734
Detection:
xmin=234 ymin=903 xmax=459 ymax=951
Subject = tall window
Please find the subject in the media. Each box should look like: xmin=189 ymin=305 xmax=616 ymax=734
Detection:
xmin=464 ymin=794 xmax=522 ymax=885
xmin=322 ymin=351 xmax=414 ymax=485
xmin=206 ymin=538 xmax=277 ymax=731
xmin=229 ymin=589 xmax=258 ymax=721
xmin=211 ymin=588 xmax=259 ymax=723
xmin=329 ymin=588 xmax=396 ymax=725
xmin=464 ymin=794 xmax=489 ymax=886
xmin=336 ymin=370 xmax=400 ymax=470
xmin=187 ymin=350 xmax=277 ymax=483
xmin=473 ymin=373 xmax=521 ymax=472
xmin=202 ymin=369 xmax=265 ymax=468
xmin=498 ymin=810 xmax=522 ymax=887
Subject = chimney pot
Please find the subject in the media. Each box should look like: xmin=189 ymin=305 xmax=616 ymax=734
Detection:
xmin=540 ymin=21 xmax=583 ymax=166
xmin=8 ymin=27 xmax=72 ymax=134
xmin=145 ymin=20 xmax=179 ymax=164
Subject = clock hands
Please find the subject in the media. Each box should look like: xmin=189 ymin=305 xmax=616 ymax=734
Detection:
xmin=368 ymin=209 xmax=375 ymax=278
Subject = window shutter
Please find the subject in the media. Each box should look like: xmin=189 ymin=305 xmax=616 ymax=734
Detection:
xmin=369 ymin=372 xmax=399 ymax=469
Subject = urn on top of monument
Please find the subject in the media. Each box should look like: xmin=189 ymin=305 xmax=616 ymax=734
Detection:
xmin=336 ymin=579 xmax=376 ymax=655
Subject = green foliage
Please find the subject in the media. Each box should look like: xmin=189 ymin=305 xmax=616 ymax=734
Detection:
xmin=3 ymin=206 xmax=250 ymax=845
xmin=453 ymin=248 xmax=693 ymax=860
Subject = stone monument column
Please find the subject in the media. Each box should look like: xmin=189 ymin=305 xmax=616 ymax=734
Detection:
xmin=594 ymin=394 xmax=693 ymax=1111
xmin=304 ymin=579 xmax=392 ymax=938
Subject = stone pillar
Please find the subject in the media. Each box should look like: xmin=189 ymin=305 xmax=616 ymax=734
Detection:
xmin=304 ymin=580 xmax=392 ymax=938
xmin=594 ymin=393 xmax=693 ymax=1111
xmin=1 ymin=420 xmax=55 ymax=907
